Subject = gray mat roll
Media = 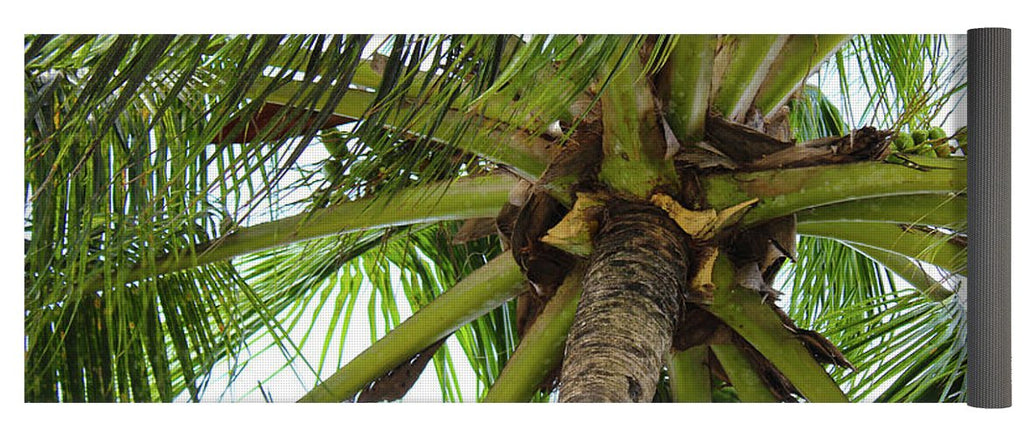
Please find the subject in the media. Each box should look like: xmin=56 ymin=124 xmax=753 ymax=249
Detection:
xmin=967 ymin=27 xmax=1011 ymax=408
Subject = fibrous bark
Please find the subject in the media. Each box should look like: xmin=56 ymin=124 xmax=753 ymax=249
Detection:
xmin=559 ymin=201 xmax=689 ymax=402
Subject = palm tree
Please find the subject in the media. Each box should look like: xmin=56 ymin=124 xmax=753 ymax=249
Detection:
xmin=24 ymin=34 xmax=966 ymax=403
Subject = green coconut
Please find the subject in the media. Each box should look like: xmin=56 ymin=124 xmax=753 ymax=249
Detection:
xmin=911 ymin=129 xmax=930 ymax=145
xmin=321 ymin=130 xmax=349 ymax=158
xmin=926 ymin=127 xmax=949 ymax=157
xmin=893 ymin=132 xmax=915 ymax=151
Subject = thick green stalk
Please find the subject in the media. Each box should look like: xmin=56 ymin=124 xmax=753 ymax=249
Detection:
xmin=81 ymin=174 xmax=515 ymax=293
xmin=347 ymin=54 xmax=566 ymax=134
xmin=598 ymin=43 xmax=678 ymax=199
xmin=753 ymin=35 xmax=851 ymax=119
xmin=795 ymin=194 xmax=965 ymax=229
xmin=233 ymin=36 xmax=592 ymax=133
xmin=709 ymin=344 xmax=777 ymax=403
xmin=250 ymin=77 xmax=554 ymax=179
xmin=239 ymin=47 xmax=542 ymax=130
xmin=704 ymin=158 xmax=966 ymax=226
xmin=707 ymin=256 xmax=848 ymax=402
xmin=798 ymin=222 xmax=966 ymax=275
xmin=299 ymin=252 xmax=524 ymax=402
xmin=660 ymin=35 xmax=716 ymax=144
xmin=713 ymin=35 xmax=789 ymax=120
xmin=668 ymin=347 xmax=712 ymax=402
xmin=483 ymin=269 xmax=583 ymax=403
xmin=847 ymin=243 xmax=953 ymax=301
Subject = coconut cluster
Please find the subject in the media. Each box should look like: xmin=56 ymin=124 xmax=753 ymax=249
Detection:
xmin=890 ymin=126 xmax=953 ymax=157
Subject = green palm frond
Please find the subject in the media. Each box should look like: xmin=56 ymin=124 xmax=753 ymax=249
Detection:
xmin=778 ymin=35 xmax=967 ymax=403
xmin=817 ymin=290 xmax=966 ymax=402
xmin=789 ymin=84 xmax=848 ymax=139
xmin=24 ymin=260 xmax=253 ymax=402
xmin=210 ymin=220 xmax=514 ymax=402
xmin=836 ymin=34 xmax=966 ymax=131
xmin=782 ymin=237 xmax=898 ymax=328
xmin=394 ymin=223 xmax=513 ymax=400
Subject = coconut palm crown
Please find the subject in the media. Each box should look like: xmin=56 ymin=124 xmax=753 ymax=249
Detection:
xmin=24 ymin=34 xmax=967 ymax=403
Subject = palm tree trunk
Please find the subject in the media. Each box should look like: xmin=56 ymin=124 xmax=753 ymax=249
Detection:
xmin=559 ymin=200 xmax=689 ymax=402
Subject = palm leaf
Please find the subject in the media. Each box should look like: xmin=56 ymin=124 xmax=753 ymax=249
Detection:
xmin=777 ymin=34 xmax=967 ymax=402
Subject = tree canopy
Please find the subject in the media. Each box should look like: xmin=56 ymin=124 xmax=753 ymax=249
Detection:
xmin=24 ymin=34 xmax=966 ymax=403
